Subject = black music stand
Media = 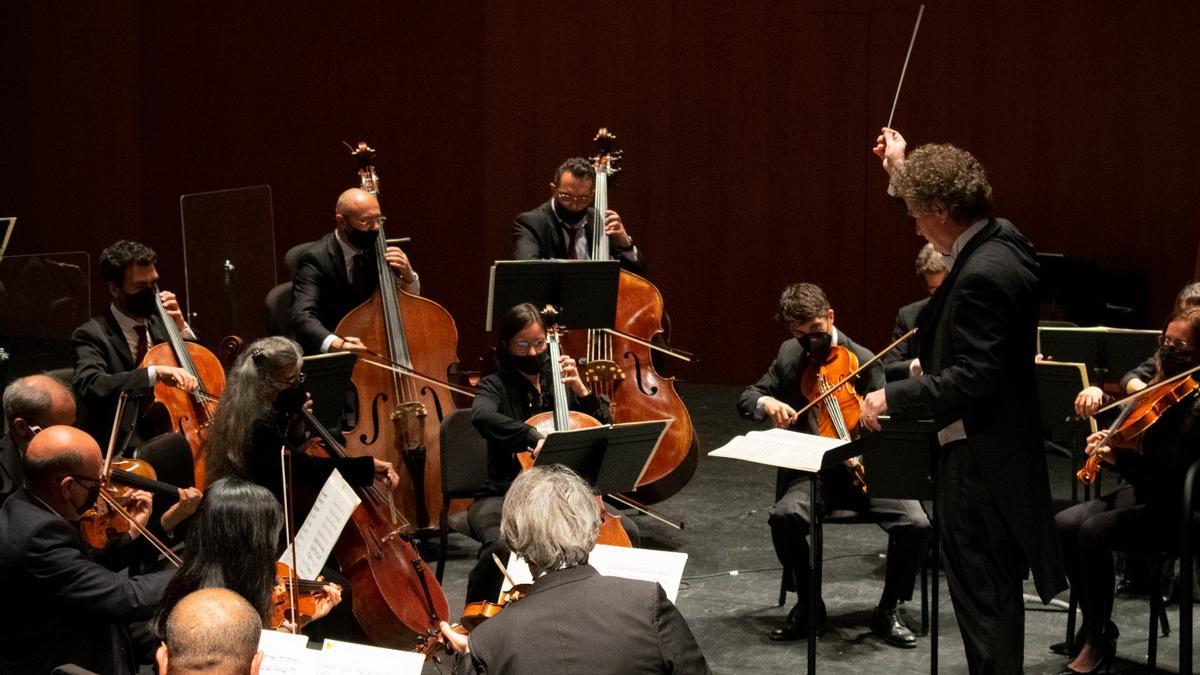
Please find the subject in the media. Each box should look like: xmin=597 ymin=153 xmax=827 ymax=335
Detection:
xmin=799 ymin=419 xmax=939 ymax=675
xmin=1034 ymin=361 xmax=1098 ymax=502
xmin=301 ymin=352 xmax=357 ymax=432
xmin=1039 ymin=327 xmax=1158 ymax=391
xmin=534 ymin=420 xmax=671 ymax=493
xmin=485 ymin=260 xmax=620 ymax=331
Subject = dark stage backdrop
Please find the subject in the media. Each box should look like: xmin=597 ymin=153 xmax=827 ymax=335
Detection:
xmin=3 ymin=1 xmax=1198 ymax=385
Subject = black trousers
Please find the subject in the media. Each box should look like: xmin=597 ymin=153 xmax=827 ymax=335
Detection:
xmin=464 ymin=494 xmax=641 ymax=603
xmin=939 ymin=441 xmax=1026 ymax=675
xmin=769 ymin=464 xmax=930 ymax=609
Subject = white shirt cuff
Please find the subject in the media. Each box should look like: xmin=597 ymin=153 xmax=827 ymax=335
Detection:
xmin=320 ymin=334 xmax=338 ymax=354
xmin=147 ymin=365 xmax=158 ymax=385
xmin=753 ymin=396 xmax=770 ymax=420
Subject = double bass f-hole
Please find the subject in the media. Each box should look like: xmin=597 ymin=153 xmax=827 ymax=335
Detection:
xmin=624 ymin=350 xmax=659 ymax=396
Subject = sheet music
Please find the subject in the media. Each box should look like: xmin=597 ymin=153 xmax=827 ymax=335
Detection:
xmin=708 ymin=428 xmax=847 ymax=472
xmin=502 ymin=544 xmax=689 ymax=602
xmin=279 ymin=470 xmax=361 ymax=579
xmin=257 ymin=630 xmax=314 ymax=675
xmin=319 ymin=639 xmax=425 ymax=674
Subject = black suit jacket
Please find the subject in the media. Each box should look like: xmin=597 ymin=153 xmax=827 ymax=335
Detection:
xmin=291 ymin=232 xmax=377 ymax=355
xmin=512 ymin=200 xmax=645 ymax=273
xmin=468 ymin=564 xmax=710 ymax=674
xmin=0 ymin=433 xmax=22 ymax=505
xmin=881 ymin=297 xmax=928 ymax=382
xmin=71 ymin=309 xmax=169 ymax=446
xmin=0 ymin=488 xmax=173 ymax=674
xmin=883 ymin=218 xmax=1067 ymax=602
xmin=737 ymin=331 xmax=884 ymax=435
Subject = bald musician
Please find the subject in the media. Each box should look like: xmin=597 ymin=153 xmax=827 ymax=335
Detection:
xmin=1 ymin=374 xmax=77 ymax=503
xmin=156 ymin=588 xmax=263 ymax=675
xmin=0 ymin=426 xmax=176 ymax=674
xmin=291 ymin=187 xmax=422 ymax=355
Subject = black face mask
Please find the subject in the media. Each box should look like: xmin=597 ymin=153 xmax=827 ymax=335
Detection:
xmin=1158 ymin=346 xmax=1195 ymax=377
xmin=123 ymin=288 xmax=157 ymax=319
xmin=797 ymin=331 xmax=833 ymax=361
xmin=273 ymin=381 xmax=308 ymax=414
xmin=510 ymin=350 xmax=549 ymax=375
xmin=553 ymin=200 xmax=588 ymax=225
xmin=346 ymin=227 xmax=379 ymax=250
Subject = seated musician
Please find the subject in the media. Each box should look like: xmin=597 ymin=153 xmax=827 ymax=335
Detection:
xmin=71 ymin=240 xmax=199 ymax=454
xmin=1054 ymin=306 xmax=1200 ymax=673
xmin=0 ymin=425 xmax=176 ymax=674
xmin=154 ymin=479 xmax=342 ymax=639
xmin=1 ymin=374 xmax=77 ymax=504
xmin=737 ymin=282 xmax=930 ymax=647
xmin=881 ymin=243 xmax=945 ymax=382
xmin=466 ymin=303 xmax=637 ymax=604
xmin=156 ymin=588 xmax=264 ymax=675
xmin=438 ymin=464 xmax=710 ymax=674
xmin=291 ymin=187 xmax=421 ymax=356
xmin=203 ymin=336 xmax=398 ymax=509
xmin=1075 ymin=281 xmax=1200 ymax=417
xmin=512 ymin=157 xmax=644 ymax=272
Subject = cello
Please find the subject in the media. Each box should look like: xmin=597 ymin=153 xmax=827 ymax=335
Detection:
xmin=335 ymin=142 xmax=461 ymax=531
xmin=561 ymin=128 xmax=699 ymax=506
xmin=140 ymin=286 xmax=225 ymax=488
xmin=521 ymin=306 xmax=632 ymax=548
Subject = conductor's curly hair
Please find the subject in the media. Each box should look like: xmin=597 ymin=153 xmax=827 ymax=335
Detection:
xmin=893 ymin=144 xmax=993 ymax=224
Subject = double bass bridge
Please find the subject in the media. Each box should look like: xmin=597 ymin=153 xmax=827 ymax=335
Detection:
xmin=580 ymin=359 xmax=623 ymax=384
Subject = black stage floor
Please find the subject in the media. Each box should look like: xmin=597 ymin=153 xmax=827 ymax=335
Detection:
xmin=428 ymin=383 xmax=1198 ymax=674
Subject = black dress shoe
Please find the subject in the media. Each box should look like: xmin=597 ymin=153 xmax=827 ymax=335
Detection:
xmin=871 ymin=606 xmax=917 ymax=648
xmin=769 ymin=600 xmax=827 ymax=641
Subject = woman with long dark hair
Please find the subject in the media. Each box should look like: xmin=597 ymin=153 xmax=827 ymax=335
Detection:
xmin=153 ymin=478 xmax=340 ymax=636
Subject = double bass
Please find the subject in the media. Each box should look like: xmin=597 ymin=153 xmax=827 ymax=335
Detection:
xmin=140 ymin=286 xmax=225 ymax=488
xmin=335 ymin=142 xmax=461 ymax=531
xmin=561 ymin=129 xmax=699 ymax=505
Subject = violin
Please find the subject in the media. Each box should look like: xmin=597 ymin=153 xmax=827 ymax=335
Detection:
xmin=79 ymin=458 xmax=188 ymax=548
xmin=297 ymin=406 xmax=450 ymax=652
xmin=140 ymin=285 xmax=226 ymax=488
xmin=800 ymin=344 xmax=868 ymax=493
xmin=560 ymin=129 xmax=700 ymax=507
xmin=521 ymin=306 xmax=632 ymax=548
xmin=335 ymin=141 xmax=462 ymax=532
xmin=1077 ymin=367 xmax=1200 ymax=485
xmin=271 ymin=562 xmax=341 ymax=630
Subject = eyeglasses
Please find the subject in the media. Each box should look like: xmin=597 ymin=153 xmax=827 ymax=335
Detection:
xmin=354 ymin=215 xmax=387 ymax=228
xmin=555 ymin=192 xmax=593 ymax=207
xmin=1159 ymin=335 xmax=1193 ymax=351
xmin=512 ymin=338 xmax=547 ymax=351
xmin=273 ymin=372 xmax=306 ymax=387
xmin=68 ymin=475 xmax=100 ymax=488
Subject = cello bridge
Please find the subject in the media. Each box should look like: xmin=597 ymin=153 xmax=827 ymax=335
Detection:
xmin=580 ymin=359 xmax=624 ymax=383
xmin=392 ymin=402 xmax=427 ymax=420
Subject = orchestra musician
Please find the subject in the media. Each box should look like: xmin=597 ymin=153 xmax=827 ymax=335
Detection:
xmin=1054 ymin=306 xmax=1200 ymax=673
xmin=1 ymin=374 xmax=77 ymax=504
xmin=465 ymin=303 xmax=637 ymax=604
xmin=862 ymin=128 xmax=1066 ymax=674
xmin=156 ymin=588 xmax=264 ymax=675
xmin=290 ymin=187 xmax=421 ymax=356
xmin=438 ymin=464 xmax=710 ymax=674
xmin=71 ymin=241 xmax=199 ymax=452
xmin=154 ymin=479 xmax=342 ymax=639
xmin=738 ymin=282 xmax=929 ymax=647
xmin=512 ymin=157 xmax=644 ymax=272
xmin=881 ymin=243 xmax=946 ymax=382
xmin=1074 ymin=281 xmax=1200 ymax=418
xmin=0 ymin=426 xmax=175 ymax=674
xmin=203 ymin=336 xmax=399 ymax=511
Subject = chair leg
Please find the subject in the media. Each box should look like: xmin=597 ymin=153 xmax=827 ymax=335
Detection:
xmin=435 ymin=499 xmax=450 ymax=582
xmin=1066 ymin=588 xmax=1078 ymax=658
xmin=1149 ymin=574 xmax=1161 ymax=672
xmin=778 ymin=564 xmax=788 ymax=607
xmin=920 ymin=551 xmax=929 ymax=636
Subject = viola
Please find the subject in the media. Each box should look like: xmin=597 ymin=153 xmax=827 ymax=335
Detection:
xmin=271 ymin=562 xmax=340 ymax=630
xmin=335 ymin=141 xmax=461 ymax=532
xmin=420 ymin=580 xmax=532 ymax=657
xmin=521 ymin=306 xmax=632 ymax=548
xmin=1077 ymin=368 xmax=1200 ymax=485
xmin=298 ymin=407 xmax=450 ymax=653
xmin=79 ymin=458 xmax=185 ymax=549
xmin=800 ymin=344 xmax=868 ymax=493
xmin=560 ymin=129 xmax=699 ymax=506
xmin=140 ymin=286 xmax=225 ymax=488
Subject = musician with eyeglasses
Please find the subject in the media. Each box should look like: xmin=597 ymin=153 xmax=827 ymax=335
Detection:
xmin=291 ymin=187 xmax=422 ymax=356
xmin=512 ymin=157 xmax=644 ymax=273
xmin=464 ymin=303 xmax=638 ymax=605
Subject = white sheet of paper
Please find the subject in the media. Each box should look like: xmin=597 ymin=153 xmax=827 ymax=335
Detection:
xmin=502 ymin=544 xmax=689 ymax=602
xmin=257 ymin=630 xmax=315 ymax=675
xmin=279 ymin=470 xmax=362 ymax=580
xmin=319 ymin=638 xmax=425 ymax=674
xmin=708 ymin=427 xmax=846 ymax=472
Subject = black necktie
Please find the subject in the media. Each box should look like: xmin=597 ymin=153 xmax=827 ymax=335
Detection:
xmin=133 ymin=324 xmax=149 ymax=363
xmin=351 ymin=253 xmax=370 ymax=297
